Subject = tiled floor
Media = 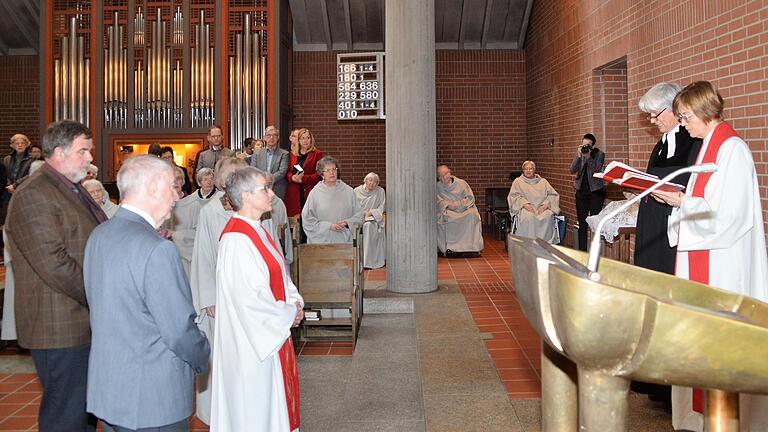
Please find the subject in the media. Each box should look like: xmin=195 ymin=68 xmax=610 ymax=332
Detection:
xmin=0 ymin=234 xmax=539 ymax=429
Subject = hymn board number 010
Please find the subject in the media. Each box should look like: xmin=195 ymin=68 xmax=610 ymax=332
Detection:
xmin=337 ymin=52 xmax=385 ymax=120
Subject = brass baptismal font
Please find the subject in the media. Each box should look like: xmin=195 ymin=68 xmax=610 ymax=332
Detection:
xmin=508 ymin=236 xmax=768 ymax=432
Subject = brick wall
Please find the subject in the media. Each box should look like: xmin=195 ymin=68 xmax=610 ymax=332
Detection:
xmin=292 ymin=50 xmax=527 ymax=211
xmin=0 ymin=56 xmax=40 ymax=159
xmin=525 ymin=0 xmax=768 ymax=244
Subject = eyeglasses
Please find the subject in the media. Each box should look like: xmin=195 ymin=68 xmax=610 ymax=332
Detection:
xmin=264 ymin=133 xmax=279 ymax=138
xmin=647 ymin=107 xmax=666 ymax=121
xmin=252 ymin=184 xmax=272 ymax=193
xmin=209 ymin=134 xmax=223 ymax=139
xmin=677 ymin=112 xmax=694 ymax=122
xmin=323 ymin=168 xmax=338 ymax=173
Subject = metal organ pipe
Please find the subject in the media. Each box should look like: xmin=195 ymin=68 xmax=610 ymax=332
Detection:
xmin=54 ymin=16 xmax=89 ymax=125
xmin=229 ymin=14 xmax=268 ymax=147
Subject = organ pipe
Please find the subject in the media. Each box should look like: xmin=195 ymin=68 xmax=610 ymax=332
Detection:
xmin=229 ymin=14 xmax=268 ymax=151
xmin=53 ymin=17 xmax=89 ymax=125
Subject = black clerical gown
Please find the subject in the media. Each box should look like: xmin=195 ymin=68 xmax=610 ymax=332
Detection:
xmin=633 ymin=125 xmax=702 ymax=273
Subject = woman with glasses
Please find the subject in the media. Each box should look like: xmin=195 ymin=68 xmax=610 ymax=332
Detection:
xmin=652 ymin=81 xmax=768 ymax=432
xmin=285 ymin=128 xmax=324 ymax=217
xmin=301 ymin=156 xmax=364 ymax=243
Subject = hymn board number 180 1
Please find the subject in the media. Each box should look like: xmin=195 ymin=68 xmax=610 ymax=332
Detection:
xmin=337 ymin=52 xmax=385 ymax=120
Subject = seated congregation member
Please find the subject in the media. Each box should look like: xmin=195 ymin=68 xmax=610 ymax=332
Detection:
xmin=507 ymin=160 xmax=560 ymax=243
xmin=436 ymin=164 xmax=483 ymax=254
xmin=251 ymin=125 xmax=290 ymax=199
xmin=170 ymin=168 xmax=217 ymax=276
xmin=261 ymin=172 xmax=293 ymax=264
xmin=161 ymin=146 xmax=192 ymax=195
xmin=189 ymin=157 xmax=246 ymax=425
xmin=285 ymin=128 xmax=323 ymax=217
xmin=84 ymin=155 xmax=210 ymax=432
xmin=302 ymin=156 xmax=364 ymax=244
xmin=651 ymin=80 xmax=768 ymax=432
xmin=211 ymin=167 xmax=303 ymax=432
xmin=83 ymin=179 xmax=119 ymax=219
xmin=354 ymin=172 xmax=386 ymax=268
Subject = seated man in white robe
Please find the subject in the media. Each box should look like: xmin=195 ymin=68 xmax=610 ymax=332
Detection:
xmin=301 ymin=156 xmax=364 ymax=244
xmin=189 ymin=157 xmax=246 ymax=426
xmin=353 ymin=172 xmax=386 ymax=268
xmin=260 ymin=172 xmax=293 ymax=264
xmin=171 ymin=168 xmax=216 ymax=276
xmin=507 ymin=160 xmax=561 ymax=243
xmin=436 ymin=164 xmax=483 ymax=255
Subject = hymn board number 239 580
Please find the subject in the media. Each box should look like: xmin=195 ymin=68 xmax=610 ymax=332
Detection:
xmin=337 ymin=52 xmax=385 ymax=120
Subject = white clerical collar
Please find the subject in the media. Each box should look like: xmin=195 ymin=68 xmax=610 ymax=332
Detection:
xmin=120 ymin=203 xmax=157 ymax=228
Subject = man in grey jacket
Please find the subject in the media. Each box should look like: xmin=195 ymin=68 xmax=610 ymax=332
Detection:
xmin=569 ymin=133 xmax=605 ymax=250
xmin=250 ymin=125 xmax=289 ymax=199
xmin=84 ymin=155 xmax=210 ymax=431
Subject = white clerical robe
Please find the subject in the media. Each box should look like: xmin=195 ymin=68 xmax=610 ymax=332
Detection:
xmin=507 ymin=174 xmax=560 ymax=243
xmin=262 ymin=194 xmax=293 ymax=264
xmin=302 ymin=180 xmax=364 ymax=244
xmin=436 ymin=176 xmax=484 ymax=253
xmin=189 ymin=190 xmax=233 ymax=425
xmin=172 ymin=189 xmax=216 ymax=277
xmin=668 ymin=126 xmax=768 ymax=432
xmin=211 ymin=215 xmax=302 ymax=432
xmin=353 ymin=184 xmax=386 ymax=268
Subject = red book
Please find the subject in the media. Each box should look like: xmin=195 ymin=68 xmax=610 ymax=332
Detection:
xmin=594 ymin=161 xmax=685 ymax=192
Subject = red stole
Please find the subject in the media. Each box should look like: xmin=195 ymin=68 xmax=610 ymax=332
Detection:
xmin=221 ymin=217 xmax=300 ymax=430
xmin=683 ymin=121 xmax=738 ymax=414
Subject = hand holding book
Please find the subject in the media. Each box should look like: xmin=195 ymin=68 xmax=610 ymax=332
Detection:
xmin=593 ymin=161 xmax=685 ymax=193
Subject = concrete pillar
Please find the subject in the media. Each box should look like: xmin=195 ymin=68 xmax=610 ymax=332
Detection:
xmin=385 ymin=0 xmax=437 ymax=294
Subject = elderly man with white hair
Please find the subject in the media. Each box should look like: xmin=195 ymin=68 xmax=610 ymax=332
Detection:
xmin=84 ymin=155 xmax=209 ymax=431
xmin=354 ymin=172 xmax=386 ymax=268
xmin=436 ymin=164 xmax=483 ymax=255
xmin=189 ymin=156 xmax=246 ymax=425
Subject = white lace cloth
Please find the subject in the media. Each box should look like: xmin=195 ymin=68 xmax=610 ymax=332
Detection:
xmin=585 ymin=199 xmax=639 ymax=243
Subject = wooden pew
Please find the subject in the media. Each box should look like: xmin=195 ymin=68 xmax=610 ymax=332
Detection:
xmin=296 ymin=224 xmax=364 ymax=348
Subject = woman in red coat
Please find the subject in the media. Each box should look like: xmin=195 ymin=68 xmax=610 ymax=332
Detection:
xmin=285 ymin=128 xmax=324 ymax=216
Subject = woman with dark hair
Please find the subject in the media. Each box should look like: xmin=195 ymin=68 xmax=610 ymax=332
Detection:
xmin=285 ymin=128 xmax=324 ymax=216
xmin=569 ymin=132 xmax=605 ymax=250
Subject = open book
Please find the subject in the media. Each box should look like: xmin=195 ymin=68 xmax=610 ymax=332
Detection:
xmin=594 ymin=161 xmax=685 ymax=192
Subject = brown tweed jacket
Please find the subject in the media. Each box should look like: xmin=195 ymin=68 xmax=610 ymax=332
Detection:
xmin=5 ymin=166 xmax=103 ymax=349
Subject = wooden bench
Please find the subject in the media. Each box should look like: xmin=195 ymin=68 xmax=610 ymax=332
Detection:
xmin=295 ymin=223 xmax=364 ymax=348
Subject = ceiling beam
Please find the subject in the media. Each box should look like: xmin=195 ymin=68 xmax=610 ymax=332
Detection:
xmin=0 ymin=37 xmax=8 ymax=55
xmin=458 ymin=0 xmax=470 ymax=49
xmin=342 ymin=0 xmax=353 ymax=50
xmin=21 ymin=0 xmax=39 ymax=28
xmin=319 ymin=0 xmax=333 ymax=51
xmin=480 ymin=0 xmax=493 ymax=49
xmin=517 ymin=0 xmax=534 ymax=48
xmin=0 ymin=1 xmax=38 ymax=52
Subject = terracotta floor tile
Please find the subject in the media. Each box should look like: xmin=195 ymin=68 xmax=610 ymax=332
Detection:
xmin=503 ymin=379 xmax=542 ymax=394
xmin=0 ymin=375 xmax=36 ymax=384
xmin=472 ymin=317 xmax=501 ymax=326
xmin=0 ymin=393 xmax=39 ymax=404
xmin=507 ymin=392 xmax=542 ymax=399
xmin=0 ymin=404 xmax=24 ymax=416
xmin=487 ymin=348 xmax=527 ymax=360
xmin=476 ymin=324 xmax=509 ymax=333
xmin=493 ymin=357 xmax=536 ymax=369
xmin=328 ymin=347 xmax=354 ymax=356
xmin=303 ymin=342 xmax=333 ymax=348
xmin=14 ymin=404 xmax=39 ymax=417
xmin=16 ymin=382 xmax=41 ymax=393
xmin=471 ymin=311 xmax=501 ymax=319
xmin=498 ymin=368 xmax=540 ymax=381
xmin=299 ymin=347 xmax=330 ymax=356
xmin=0 ymin=415 xmax=37 ymax=429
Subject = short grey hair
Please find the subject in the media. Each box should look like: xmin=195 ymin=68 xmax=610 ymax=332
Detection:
xmin=195 ymin=167 xmax=214 ymax=184
xmin=364 ymin=172 xmax=379 ymax=183
xmin=639 ymin=82 xmax=682 ymax=113
xmin=41 ymin=120 xmax=93 ymax=159
xmin=82 ymin=179 xmax=108 ymax=204
xmin=213 ymin=157 xmax=247 ymax=190
xmin=522 ymin=160 xmax=536 ymax=170
xmin=117 ymin=155 xmax=175 ymax=200
xmin=88 ymin=163 xmax=99 ymax=176
xmin=316 ymin=156 xmax=339 ymax=175
xmin=225 ymin=167 xmax=268 ymax=211
xmin=264 ymin=125 xmax=279 ymax=136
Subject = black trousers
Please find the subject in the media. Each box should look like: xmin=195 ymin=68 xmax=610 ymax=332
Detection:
xmin=575 ymin=189 xmax=605 ymax=251
xmin=31 ymin=344 xmax=95 ymax=432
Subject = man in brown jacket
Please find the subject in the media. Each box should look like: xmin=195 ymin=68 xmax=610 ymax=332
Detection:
xmin=6 ymin=120 xmax=107 ymax=431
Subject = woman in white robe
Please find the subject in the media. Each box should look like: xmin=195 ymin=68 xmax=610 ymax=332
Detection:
xmin=82 ymin=179 xmax=118 ymax=219
xmin=507 ymin=161 xmax=560 ymax=243
xmin=436 ymin=165 xmax=484 ymax=254
xmin=354 ymin=172 xmax=386 ymax=268
xmin=170 ymin=168 xmax=217 ymax=276
xmin=211 ymin=167 xmax=303 ymax=432
xmin=301 ymin=156 xmax=364 ymax=244
xmin=653 ymin=81 xmax=768 ymax=432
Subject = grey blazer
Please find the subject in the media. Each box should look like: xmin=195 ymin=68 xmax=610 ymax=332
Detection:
xmin=84 ymin=208 xmax=210 ymax=429
xmin=569 ymin=148 xmax=605 ymax=192
xmin=251 ymin=146 xmax=289 ymax=199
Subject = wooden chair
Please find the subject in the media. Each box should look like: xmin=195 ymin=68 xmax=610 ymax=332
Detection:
xmin=296 ymin=224 xmax=364 ymax=348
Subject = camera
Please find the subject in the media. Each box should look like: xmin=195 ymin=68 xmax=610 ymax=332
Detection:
xmin=581 ymin=144 xmax=592 ymax=154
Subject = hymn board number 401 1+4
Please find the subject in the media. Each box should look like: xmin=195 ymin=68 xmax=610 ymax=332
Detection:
xmin=337 ymin=52 xmax=385 ymax=120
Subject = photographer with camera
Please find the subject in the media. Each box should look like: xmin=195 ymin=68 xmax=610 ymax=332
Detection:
xmin=569 ymin=133 xmax=605 ymax=250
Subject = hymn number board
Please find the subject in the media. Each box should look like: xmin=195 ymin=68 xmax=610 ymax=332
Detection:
xmin=337 ymin=52 xmax=385 ymax=120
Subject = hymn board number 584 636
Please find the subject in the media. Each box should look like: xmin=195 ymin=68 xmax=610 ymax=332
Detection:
xmin=337 ymin=52 xmax=385 ymax=120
